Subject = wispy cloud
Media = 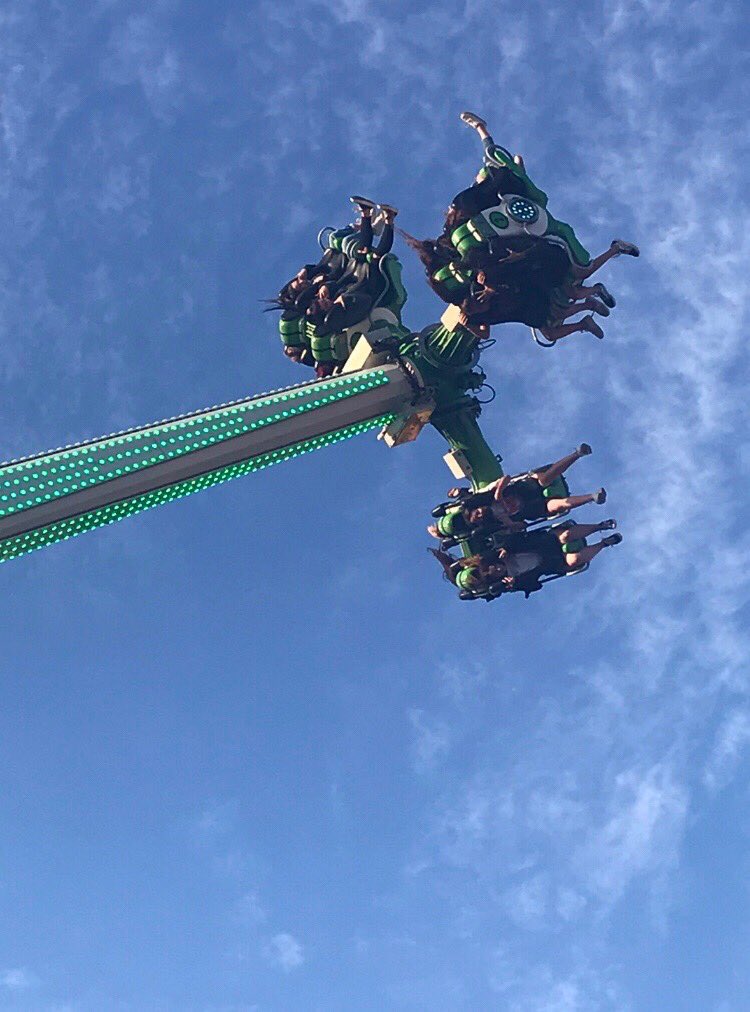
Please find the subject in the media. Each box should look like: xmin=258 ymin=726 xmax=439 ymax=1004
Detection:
xmin=264 ymin=932 xmax=304 ymax=972
xmin=703 ymin=709 xmax=750 ymax=793
xmin=409 ymin=707 xmax=451 ymax=772
xmin=489 ymin=948 xmax=627 ymax=1011
xmin=102 ymin=14 xmax=183 ymax=120
xmin=234 ymin=890 xmax=268 ymax=926
xmin=439 ymin=659 xmax=488 ymax=705
xmin=192 ymin=802 xmax=308 ymax=976
xmin=575 ymin=764 xmax=688 ymax=905
xmin=1 ymin=967 xmax=38 ymax=990
xmin=399 ymin=2 xmax=750 ymax=1003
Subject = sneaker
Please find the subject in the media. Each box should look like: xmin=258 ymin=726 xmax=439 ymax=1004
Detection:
xmin=577 ymin=443 xmax=593 ymax=456
xmin=602 ymin=533 xmax=623 ymax=546
xmin=460 ymin=111 xmax=488 ymax=131
xmin=588 ymin=297 xmax=611 ymax=317
xmin=594 ymin=488 xmax=607 ymax=504
xmin=592 ymin=283 xmax=616 ymax=308
xmin=581 ymin=315 xmax=605 ymax=339
xmin=611 ymin=239 xmax=640 ymax=257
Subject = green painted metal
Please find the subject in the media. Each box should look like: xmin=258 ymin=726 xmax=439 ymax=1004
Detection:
xmin=0 ymin=371 xmax=390 ymax=520
xmin=0 ymin=365 xmax=415 ymax=564
xmin=0 ymin=258 xmax=508 ymax=566
xmin=0 ymin=414 xmax=393 ymax=564
xmin=397 ymin=322 xmax=503 ymax=488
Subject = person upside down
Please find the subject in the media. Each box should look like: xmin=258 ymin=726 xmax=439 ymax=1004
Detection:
xmin=426 ymin=441 xmax=621 ymax=600
xmin=403 ymin=111 xmax=639 ymax=344
xmin=430 ymin=520 xmax=621 ymax=599
xmin=270 ymin=197 xmax=399 ymax=375
xmin=428 ymin=442 xmax=606 ymax=542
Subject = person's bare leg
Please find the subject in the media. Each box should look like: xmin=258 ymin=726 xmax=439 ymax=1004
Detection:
xmin=556 ymin=520 xmax=616 ymax=542
xmin=555 ymin=301 xmax=585 ymax=321
xmin=557 ymin=298 xmax=610 ymax=321
xmin=574 ymin=247 xmax=618 ymax=279
xmin=574 ymin=240 xmax=640 ymax=279
xmin=540 ymin=316 xmax=604 ymax=341
xmin=532 ymin=446 xmax=591 ymax=488
xmin=567 ymin=282 xmax=616 ymax=307
xmin=548 ymin=487 xmax=606 ymax=513
xmin=565 ymin=533 xmax=621 ymax=568
xmin=546 ymin=492 xmax=598 ymax=514
xmin=460 ymin=111 xmax=492 ymax=143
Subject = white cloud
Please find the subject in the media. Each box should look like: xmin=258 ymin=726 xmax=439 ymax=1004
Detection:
xmin=576 ymin=765 xmax=688 ymax=905
xmin=439 ymin=660 xmax=487 ymax=704
xmin=556 ymin=887 xmax=587 ymax=922
xmin=235 ymin=890 xmax=267 ymax=926
xmin=408 ymin=707 xmax=451 ymax=771
xmin=103 ymin=15 xmax=183 ymax=119
xmin=194 ymin=800 xmax=239 ymax=841
xmin=489 ymin=949 xmax=627 ymax=1011
xmin=412 ymin=0 xmax=750 ymax=967
xmin=434 ymin=783 xmax=503 ymax=867
xmin=703 ymin=709 xmax=750 ymax=792
xmin=503 ymin=873 xmax=549 ymax=931
xmin=264 ymin=932 xmax=304 ymax=972
xmin=1 ymin=967 xmax=38 ymax=990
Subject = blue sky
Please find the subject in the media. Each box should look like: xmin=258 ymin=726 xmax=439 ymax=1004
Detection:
xmin=1 ymin=1 xmax=749 ymax=1009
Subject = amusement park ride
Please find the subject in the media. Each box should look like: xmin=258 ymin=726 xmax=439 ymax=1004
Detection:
xmin=0 ymin=113 xmax=637 ymax=601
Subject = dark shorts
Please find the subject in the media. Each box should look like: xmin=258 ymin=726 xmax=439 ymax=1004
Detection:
xmin=542 ymin=475 xmax=570 ymax=499
xmin=520 ymin=528 xmax=568 ymax=575
xmin=510 ymin=477 xmax=548 ymax=522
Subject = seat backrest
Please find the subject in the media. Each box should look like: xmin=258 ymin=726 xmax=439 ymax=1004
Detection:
xmin=373 ymin=254 xmax=408 ymax=315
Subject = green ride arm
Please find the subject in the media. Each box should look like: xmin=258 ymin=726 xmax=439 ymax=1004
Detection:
xmin=0 ymin=365 xmax=414 ymax=564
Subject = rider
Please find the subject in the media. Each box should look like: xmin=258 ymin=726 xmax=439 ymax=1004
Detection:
xmin=427 ymin=500 xmax=520 ymax=543
xmin=451 ymin=112 xmax=639 ymax=273
xmin=460 ymin=267 xmax=609 ymax=342
xmin=436 ymin=443 xmax=605 ymax=529
xmin=306 ymin=200 xmax=399 ymax=331
xmin=438 ymin=521 xmax=621 ymax=599
xmin=276 ymin=198 xmax=401 ymax=375
xmin=492 ymin=521 xmax=621 ymax=596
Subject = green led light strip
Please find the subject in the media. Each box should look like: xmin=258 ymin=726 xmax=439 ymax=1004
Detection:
xmin=0 ymin=371 xmax=390 ymax=518
xmin=0 ymin=414 xmax=394 ymax=564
